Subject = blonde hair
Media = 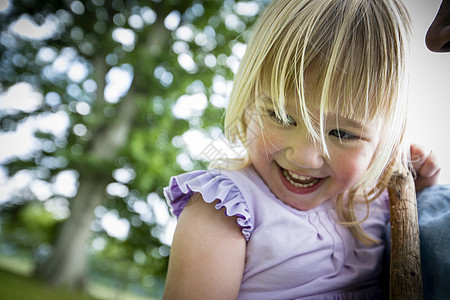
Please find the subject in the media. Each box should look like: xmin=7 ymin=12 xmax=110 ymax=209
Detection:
xmin=220 ymin=0 xmax=411 ymax=244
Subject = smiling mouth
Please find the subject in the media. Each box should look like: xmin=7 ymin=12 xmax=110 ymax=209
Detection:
xmin=281 ymin=168 xmax=321 ymax=188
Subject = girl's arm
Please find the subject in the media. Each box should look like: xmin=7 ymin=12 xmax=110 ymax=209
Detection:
xmin=163 ymin=193 xmax=246 ymax=300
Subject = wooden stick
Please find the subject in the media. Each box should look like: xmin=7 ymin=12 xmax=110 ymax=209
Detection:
xmin=387 ymin=153 xmax=423 ymax=299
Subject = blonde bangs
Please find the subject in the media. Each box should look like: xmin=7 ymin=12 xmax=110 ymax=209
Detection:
xmin=252 ymin=0 xmax=409 ymax=131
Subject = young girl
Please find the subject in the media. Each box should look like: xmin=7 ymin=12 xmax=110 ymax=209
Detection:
xmin=163 ymin=0 xmax=440 ymax=298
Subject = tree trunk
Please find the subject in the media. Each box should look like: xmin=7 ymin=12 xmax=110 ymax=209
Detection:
xmin=34 ymin=176 xmax=108 ymax=288
xmin=35 ymin=96 xmax=138 ymax=288
xmin=388 ymin=153 xmax=423 ymax=299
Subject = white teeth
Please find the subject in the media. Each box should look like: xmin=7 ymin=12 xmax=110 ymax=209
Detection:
xmin=282 ymin=169 xmax=320 ymax=188
xmin=287 ymin=170 xmax=312 ymax=181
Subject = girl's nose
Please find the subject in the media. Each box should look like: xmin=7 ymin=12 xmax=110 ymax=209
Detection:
xmin=285 ymin=134 xmax=325 ymax=170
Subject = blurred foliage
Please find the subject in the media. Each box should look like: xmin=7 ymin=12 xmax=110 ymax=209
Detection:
xmin=0 ymin=0 xmax=265 ymax=295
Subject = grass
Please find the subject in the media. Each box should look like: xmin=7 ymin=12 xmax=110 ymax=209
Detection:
xmin=0 ymin=268 xmax=98 ymax=300
xmin=87 ymin=281 xmax=159 ymax=300
xmin=0 ymin=255 xmax=161 ymax=300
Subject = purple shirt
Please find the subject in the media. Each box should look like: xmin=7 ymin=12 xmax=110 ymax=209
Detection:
xmin=164 ymin=166 xmax=389 ymax=299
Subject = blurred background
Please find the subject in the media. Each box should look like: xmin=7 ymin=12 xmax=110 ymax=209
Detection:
xmin=0 ymin=0 xmax=448 ymax=299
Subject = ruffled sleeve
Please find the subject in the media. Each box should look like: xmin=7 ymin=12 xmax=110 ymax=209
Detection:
xmin=163 ymin=170 xmax=253 ymax=241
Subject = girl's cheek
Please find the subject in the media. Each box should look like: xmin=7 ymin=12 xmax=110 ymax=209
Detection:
xmin=332 ymin=147 xmax=372 ymax=178
xmin=260 ymin=129 xmax=284 ymax=153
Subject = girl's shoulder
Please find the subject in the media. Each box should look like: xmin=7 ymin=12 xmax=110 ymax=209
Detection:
xmin=163 ymin=167 xmax=264 ymax=241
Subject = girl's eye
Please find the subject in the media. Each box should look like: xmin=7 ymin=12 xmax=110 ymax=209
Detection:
xmin=268 ymin=110 xmax=297 ymax=126
xmin=329 ymin=129 xmax=359 ymax=140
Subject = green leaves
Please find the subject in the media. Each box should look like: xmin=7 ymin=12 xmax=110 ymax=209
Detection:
xmin=0 ymin=0 xmax=263 ymax=293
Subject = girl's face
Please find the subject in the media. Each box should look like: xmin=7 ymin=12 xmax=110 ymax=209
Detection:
xmin=246 ymin=97 xmax=382 ymax=211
